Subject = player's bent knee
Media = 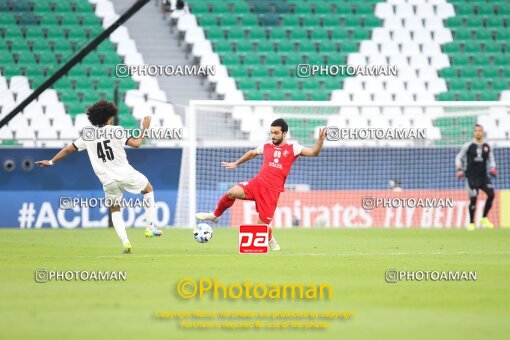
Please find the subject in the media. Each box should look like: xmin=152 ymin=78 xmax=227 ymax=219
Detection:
xmin=110 ymin=206 xmax=121 ymax=213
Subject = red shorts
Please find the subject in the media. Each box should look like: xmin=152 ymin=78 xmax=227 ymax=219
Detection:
xmin=239 ymin=178 xmax=280 ymax=224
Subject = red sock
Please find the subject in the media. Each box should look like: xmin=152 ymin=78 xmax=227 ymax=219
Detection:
xmin=213 ymin=194 xmax=235 ymax=217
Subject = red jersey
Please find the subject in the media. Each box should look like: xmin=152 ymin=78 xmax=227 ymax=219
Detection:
xmin=253 ymin=141 xmax=304 ymax=192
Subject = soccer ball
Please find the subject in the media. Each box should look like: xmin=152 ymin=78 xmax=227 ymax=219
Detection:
xmin=193 ymin=223 xmax=213 ymax=243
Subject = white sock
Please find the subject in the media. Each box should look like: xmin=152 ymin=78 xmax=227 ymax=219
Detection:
xmin=111 ymin=211 xmax=129 ymax=244
xmin=144 ymin=191 xmax=155 ymax=230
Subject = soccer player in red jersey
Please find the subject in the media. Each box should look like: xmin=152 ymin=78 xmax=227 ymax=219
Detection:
xmin=196 ymin=118 xmax=327 ymax=250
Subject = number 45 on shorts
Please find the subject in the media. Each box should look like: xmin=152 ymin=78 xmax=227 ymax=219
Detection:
xmin=239 ymin=225 xmax=269 ymax=254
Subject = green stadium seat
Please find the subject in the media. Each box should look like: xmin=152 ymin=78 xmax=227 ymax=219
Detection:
xmin=290 ymin=27 xmax=308 ymax=39
xmin=475 ymin=29 xmax=491 ymax=40
xmin=46 ymin=27 xmax=66 ymax=39
xmin=214 ymin=41 xmax=232 ymax=53
xmin=460 ymin=67 xmax=479 ymax=78
xmin=264 ymin=54 xmax=281 ymax=65
xmin=259 ymin=78 xmax=277 ymax=90
xmin=240 ymin=15 xmax=258 ymax=26
xmin=309 ymin=92 xmax=329 ymax=101
xmin=314 ymin=2 xmax=331 ymax=15
xmin=322 ymin=78 xmax=343 ymax=90
xmin=344 ymin=16 xmax=362 ymax=27
xmin=446 ymin=17 xmax=464 ymax=27
xmin=256 ymin=41 xmax=274 ymax=53
xmin=301 ymin=78 xmax=320 ymax=90
xmin=196 ymin=15 xmax=216 ymax=26
xmin=12 ymin=1 xmax=31 ymax=12
xmin=244 ymin=89 xmax=264 ymax=100
xmin=303 ymin=16 xmax=321 ymax=27
xmin=464 ymin=41 xmax=481 ymax=53
xmin=282 ymin=15 xmax=300 ymax=26
xmin=285 ymin=54 xmax=303 ymax=65
xmin=260 ymin=13 xmax=282 ymax=26
xmin=81 ymin=15 xmax=100 ymax=26
xmin=228 ymin=65 xmax=247 ymax=78
xmin=298 ymin=42 xmax=316 ymax=53
xmin=281 ymin=78 xmax=299 ymax=90
xmin=242 ymin=54 xmax=260 ymax=65
xmin=276 ymin=40 xmax=294 ymax=53
xmin=190 ymin=2 xmax=208 ymax=14
xmin=232 ymin=2 xmax=249 ymax=13
xmin=24 ymin=64 xmax=45 ymax=77
xmin=491 ymin=79 xmax=508 ymax=91
xmin=293 ymin=2 xmax=311 ymax=14
xmin=331 ymin=30 xmax=349 ymax=40
xmin=484 ymin=42 xmax=501 ymax=53
xmin=0 ymin=13 xmax=16 ymax=25
xmin=220 ymin=54 xmax=239 ymax=65
xmin=486 ymin=17 xmax=504 ymax=27
xmin=437 ymin=92 xmax=456 ymax=101
xmin=448 ymin=79 xmax=467 ymax=90
xmin=443 ymin=43 xmax=461 ymax=53
xmin=71 ymin=0 xmax=92 ymax=13
xmin=272 ymin=68 xmax=291 ymax=78
xmin=17 ymin=13 xmax=38 ymax=25
xmin=472 ymin=54 xmax=487 ymax=65
xmin=205 ymin=27 xmax=223 ymax=41
xmin=320 ymin=17 xmax=337 ymax=27
xmin=481 ymin=66 xmax=501 ymax=78
xmin=269 ymin=27 xmax=287 ymax=40
xmin=251 ymin=67 xmax=268 ymax=78
xmin=305 ymin=54 xmax=324 ymax=64
xmin=353 ymin=28 xmax=370 ymax=40
xmin=334 ymin=4 xmax=352 ymax=15
xmin=478 ymin=91 xmax=499 ymax=100
xmin=493 ymin=54 xmax=508 ymax=65
xmin=235 ymin=40 xmax=253 ymax=53
xmin=454 ymin=28 xmax=471 ymax=40
xmin=318 ymin=42 xmax=337 ymax=53
xmin=267 ymin=90 xmax=287 ymax=100
xmin=211 ymin=2 xmax=229 ymax=13
xmin=340 ymin=41 xmax=358 ymax=53
xmin=469 ymin=78 xmax=486 ymax=91
xmin=311 ymin=28 xmax=328 ymax=40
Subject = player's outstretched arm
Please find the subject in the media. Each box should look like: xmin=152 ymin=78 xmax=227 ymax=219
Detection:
xmin=301 ymin=127 xmax=327 ymax=157
xmin=221 ymin=149 xmax=259 ymax=169
xmin=126 ymin=116 xmax=151 ymax=148
xmin=35 ymin=144 xmax=77 ymax=167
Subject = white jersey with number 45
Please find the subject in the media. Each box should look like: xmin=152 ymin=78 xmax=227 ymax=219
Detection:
xmin=73 ymin=125 xmax=136 ymax=185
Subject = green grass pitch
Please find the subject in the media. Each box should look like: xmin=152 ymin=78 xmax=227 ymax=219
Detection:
xmin=1 ymin=228 xmax=509 ymax=340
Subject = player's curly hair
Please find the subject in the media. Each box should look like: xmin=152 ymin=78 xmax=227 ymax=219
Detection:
xmin=86 ymin=100 xmax=118 ymax=126
xmin=271 ymin=118 xmax=288 ymax=133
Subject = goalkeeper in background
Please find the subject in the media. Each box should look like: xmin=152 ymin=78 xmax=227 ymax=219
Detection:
xmin=455 ymin=124 xmax=497 ymax=230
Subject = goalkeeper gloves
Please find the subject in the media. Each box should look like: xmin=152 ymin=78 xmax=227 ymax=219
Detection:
xmin=490 ymin=168 xmax=497 ymax=177
xmin=456 ymin=170 xmax=464 ymax=180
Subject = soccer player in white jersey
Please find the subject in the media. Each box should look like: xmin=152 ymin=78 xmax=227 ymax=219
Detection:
xmin=36 ymin=100 xmax=163 ymax=254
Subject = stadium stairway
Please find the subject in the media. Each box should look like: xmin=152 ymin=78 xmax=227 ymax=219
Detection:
xmin=109 ymin=0 xmax=210 ymax=116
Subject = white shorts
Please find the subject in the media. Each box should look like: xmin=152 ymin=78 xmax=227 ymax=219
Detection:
xmin=103 ymin=171 xmax=149 ymax=203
